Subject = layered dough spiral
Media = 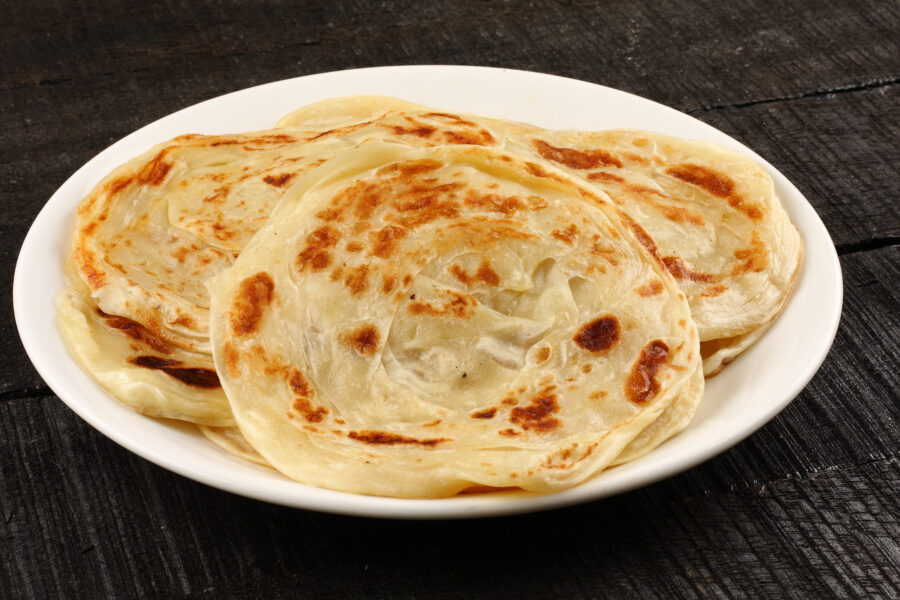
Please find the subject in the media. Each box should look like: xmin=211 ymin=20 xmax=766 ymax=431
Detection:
xmin=208 ymin=143 xmax=701 ymax=496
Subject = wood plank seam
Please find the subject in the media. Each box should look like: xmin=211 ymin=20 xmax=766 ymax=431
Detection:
xmin=689 ymin=78 xmax=900 ymax=114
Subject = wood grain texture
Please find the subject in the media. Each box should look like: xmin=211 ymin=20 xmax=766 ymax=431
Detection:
xmin=2 ymin=0 xmax=897 ymax=108
xmin=2 ymin=0 xmax=899 ymax=597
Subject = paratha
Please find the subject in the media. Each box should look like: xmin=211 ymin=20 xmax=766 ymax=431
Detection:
xmin=208 ymin=142 xmax=702 ymax=497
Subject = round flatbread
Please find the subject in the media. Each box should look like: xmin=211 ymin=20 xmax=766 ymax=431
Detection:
xmin=209 ymin=143 xmax=701 ymax=497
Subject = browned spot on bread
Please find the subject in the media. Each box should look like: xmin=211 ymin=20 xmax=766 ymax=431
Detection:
xmin=625 ymin=341 xmax=670 ymax=404
xmin=499 ymin=428 xmax=520 ymax=437
xmin=618 ymin=212 xmax=663 ymax=267
xmin=533 ymin=139 xmax=623 ymax=169
xmin=653 ymin=203 xmax=707 ymax=226
xmin=448 ymin=259 xmax=501 ymax=287
xmin=391 ymin=189 xmax=461 ymax=227
xmin=524 ymin=161 xmax=553 ymax=179
xmin=171 ymin=246 xmax=190 ymax=264
xmin=263 ymin=173 xmax=296 ymax=187
xmin=76 ymin=247 xmax=107 ymax=288
xmin=700 ymin=284 xmax=729 ymax=298
xmin=295 ymin=225 xmax=340 ymax=273
xmin=201 ymin=184 xmax=230 ymax=206
xmin=666 ymin=163 xmax=762 ymax=220
xmin=541 ymin=441 xmax=599 ymax=471
xmin=206 ymin=133 xmax=296 ymax=147
xmin=316 ymin=180 xmax=382 ymax=223
xmin=107 ymin=148 xmax=174 ymax=195
xmin=399 ymin=159 xmax=444 ymax=174
xmin=667 ymin=163 xmax=734 ymax=197
xmin=345 ymin=241 xmax=364 ymax=252
xmin=105 ymin=176 xmax=131 ymax=196
xmin=622 ymin=184 xmax=707 ymax=226
xmin=223 ymin=341 xmax=240 ymax=377
xmin=731 ymin=231 xmax=769 ymax=275
xmin=230 ymin=272 xmax=275 ymax=336
xmin=379 ymin=159 xmax=443 ymax=176
xmin=127 ymin=355 xmax=220 ymax=388
xmin=471 ymin=407 xmax=498 ymax=419
xmin=348 ymin=430 xmax=448 ymax=447
xmin=368 ymin=225 xmax=407 ymax=259
xmin=172 ymin=314 xmax=196 ymax=329
xmin=591 ymin=242 xmax=620 ymax=264
xmin=463 ymin=192 xmax=523 ymax=215
xmin=289 ymin=369 xmax=313 ymax=397
xmin=381 ymin=274 xmax=398 ymax=294
xmin=552 ymin=223 xmax=578 ymax=244
xmin=443 ymin=128 xmax=495 ymax=145
xmin=344 ymin=264 xmax=370 ymax=295
xmin=587 ymin=171 xmax=626 ymax=183
xmin=408 ymin=290 xmax=477 ymax=318
xmin=351 ymin=222 xmax=371 ymax=236
xmin=97 ymin=309 xmax=172 ymax=354
xmin=636 ymin=280 xmax=664 ymax=297
xmin=527 ymin=195 xmax=550 ymax=210
xmin=307 ymin=120 xmax=375 ymax=141
xmin=341 ymin=323 xmax=380 ymax=356
xmin=388 ymin=123 xmax=437 ymax=139
xmin=509 ymin=386 xmax=561 ymax=432
xmin=291 ymin=396 xmax=328 ymax=423
xmin=573 ymin=316 xmax=620 ymax=353
xmin=210 ymin=221 xmax=238 ymax=242
xmin=315 ymin=205 xmax=344 ymax=222
xmin=662 ymin=256 xmax=720 ymax=283
xmin=536 ymin=347 xmax=551 ymax=363
xmin=135 ymin=149 xmax=174 ymax=187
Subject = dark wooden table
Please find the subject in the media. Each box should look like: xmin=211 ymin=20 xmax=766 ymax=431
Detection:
xmin=2 ymin=1 xmax=898 ymax=597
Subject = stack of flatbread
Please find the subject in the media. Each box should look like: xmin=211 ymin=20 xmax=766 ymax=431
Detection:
xmin=58 ymin=96 xmax=802 ymax=497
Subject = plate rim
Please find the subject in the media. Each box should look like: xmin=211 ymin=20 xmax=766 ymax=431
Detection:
xmin=13 ymin=65 xmax=843 ymax=519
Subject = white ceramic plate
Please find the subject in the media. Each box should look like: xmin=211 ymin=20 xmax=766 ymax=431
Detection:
xmin=14 ymin=66 xmax=842 ymax=519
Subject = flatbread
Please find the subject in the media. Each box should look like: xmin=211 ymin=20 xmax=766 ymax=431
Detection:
xmin=208 ymin=142 xmax=701 ymax=497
